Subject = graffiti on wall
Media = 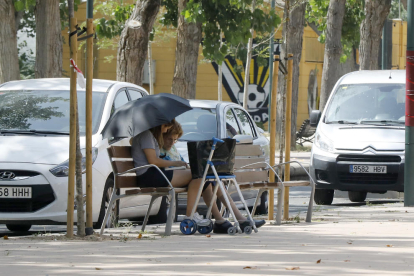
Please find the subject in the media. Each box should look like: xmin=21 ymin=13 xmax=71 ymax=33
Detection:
xmin=211 ymin=45 xmax=280 ymax=124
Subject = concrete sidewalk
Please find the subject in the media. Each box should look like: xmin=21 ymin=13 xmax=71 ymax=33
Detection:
xmin=1 ymin=197 xmax=413 ymax=275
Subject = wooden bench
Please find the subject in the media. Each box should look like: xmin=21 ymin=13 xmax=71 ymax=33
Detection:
xmin=99 ymin=145 xmax=187 ymax=236
xmin=228 ymin=143 xmax=315 ymax=225
xmin=296 ymin=119 xmax=316 ymax=146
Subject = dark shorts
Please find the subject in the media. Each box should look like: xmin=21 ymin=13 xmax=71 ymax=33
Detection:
xmin=137 ymin=167 xmax=174 ymax=188
xmin=137 ymin=167 xmax=212 ymax=192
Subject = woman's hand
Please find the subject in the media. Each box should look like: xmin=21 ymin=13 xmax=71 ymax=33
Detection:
xmin=172 ymin=160 xmax=188 ymax=168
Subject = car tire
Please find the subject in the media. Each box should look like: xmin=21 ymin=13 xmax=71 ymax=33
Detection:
xmin=148 ymin=196 xmax=177 ymax=224
xmin=248 ymin=191 xmax=268 ymax=215
xmin=6 ymin=224 xmax=31 ymax=232
xmin=94 ymin=178 xmax=119 ymax=229
xmin=348 ymin=191 xmax=367 ymax=203
xmin=314 ymin=189 xmax=334 ymax=205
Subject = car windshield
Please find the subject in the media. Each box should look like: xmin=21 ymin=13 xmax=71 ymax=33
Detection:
xmin=0 ymin=90 xmax=107 ymax=135
xmin=325 ymin=83 xmax=405 ymax=125
xmin=176 ymin=107 xmax=217 ymax=141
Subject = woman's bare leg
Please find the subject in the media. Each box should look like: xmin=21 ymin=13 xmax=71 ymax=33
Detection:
xmin=216 ymin=185 xmax=247 ymax=222
xmin=171 ymin=170 xmax=205 ymax=216
xmin=201 ymin=185 xmax=225 ymax=221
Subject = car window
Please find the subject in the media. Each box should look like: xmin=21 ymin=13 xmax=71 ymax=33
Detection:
xmin=128 ymin=89 xmax=143 ymax=101
xmin=234 ymin=108 xmax=256 ymax=137
xmin=175 ymin=108 xmax=217 ymax=141
xmin=225 ymin=109 xmax=241 ymax=138
xmin=325 ymin=83 xmax=406 ymax=123
xmin=111 ymin=89 xmax=129 ymax=115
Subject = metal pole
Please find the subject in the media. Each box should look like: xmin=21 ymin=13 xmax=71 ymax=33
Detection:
xmin=382 ymin=22 xmax=387 ymax=70
xmin=267 ymin=0 xmax=276 ymax=132
xmin=405 ymin=0 xmax=414 ymax=206
xmin=85 ymin=0 xmax=94 ymax=233
xmin=67 ymin=17 xmax=78 ymax=238
xmin=269 ymin=55 xmax=279 ymax=220
xmin=283 ymin=53 xmax=293 ymax=220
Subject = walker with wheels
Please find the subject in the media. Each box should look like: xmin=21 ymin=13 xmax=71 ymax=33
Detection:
xmin=179 ymin=137 xmax=258 ymax=235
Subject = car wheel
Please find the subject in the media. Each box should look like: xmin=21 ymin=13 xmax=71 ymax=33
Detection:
xmin=148 ymin=196 xmax=177 ymax=224
xmin=6 ymin=224 xmax=31 ymax=232
xmin=94 ymin=178 xmax=119 ymax=229
xmin=314 ymin=189 xmax=334 ymax=205
xmin=348 ymin=191 xmax=367 ymax=203
xmin=248 ymin=191 xmax=268 ymax=215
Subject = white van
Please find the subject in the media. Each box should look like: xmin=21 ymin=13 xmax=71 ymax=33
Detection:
xmin=310 ymin=70 xmax=405 ymax=205
xmin=0 ymin=78 xmax=172 ymax=232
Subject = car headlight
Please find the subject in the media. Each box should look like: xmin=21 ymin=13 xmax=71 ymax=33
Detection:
xmin=50 ymin=147 xmax=99 ymax=177
xmin=314 ymin=131 xmax=334 ymax=153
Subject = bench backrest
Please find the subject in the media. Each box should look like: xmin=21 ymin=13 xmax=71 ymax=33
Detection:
xmin=234 ymin=143 xmax=269 ymax=184
xmin=107 ymin=146 xmax=138 ymax=188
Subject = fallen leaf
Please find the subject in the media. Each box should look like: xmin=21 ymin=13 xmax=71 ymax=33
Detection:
xmin=137 ymin=234 xmax=142 ymax=239
xmin=316 ymin=259 xmax=321 ymax=264
xmin=243 ymin=266 xmax=257 ymax=269
xmin=347 ymin=242 xmax=352 ymax=244
xmin=405 ymin=211 xmax=408 ymax=213
xmin=3 ymin=236 xmax=8 ymax=240
xmin=206 ymin=235 xmax=211 ymax=238
xmin=386 ymin=244 xmax=393 ymax=247
xmin=301 ymin=244 xmax=306 ymax=246
xmin=344 ymin=260 xmax=350 ymax=262
xmin=286 ymin=267 xmax=300 ymax=270
xmin=95 ymin=268 xmax=102 ymax=270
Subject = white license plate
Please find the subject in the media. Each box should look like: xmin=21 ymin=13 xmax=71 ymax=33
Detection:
xmin=349 ymin=165 xmax=387 ymax=174
xmin=0 ymin=187 xmax=32 ymax=198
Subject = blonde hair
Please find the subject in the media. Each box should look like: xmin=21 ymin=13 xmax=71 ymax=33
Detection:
xmin=165 ymin=120 xmax=184 ymax=138
xmin=149 ymin=119 xmax=176 ymax=148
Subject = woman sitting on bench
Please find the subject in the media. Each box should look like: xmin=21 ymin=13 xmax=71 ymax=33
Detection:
xmin=157 ymin=120 xmax=265 ymax=233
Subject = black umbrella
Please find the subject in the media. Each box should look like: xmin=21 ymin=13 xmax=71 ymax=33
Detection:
xmin=101 ymin=93 xmax=192 ymax=139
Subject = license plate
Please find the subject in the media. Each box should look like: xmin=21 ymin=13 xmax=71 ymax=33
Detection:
xmin=0 ymin=187 xmax=32 ymax=198
xmin=349 ymin=165 xmax=387 ymax=174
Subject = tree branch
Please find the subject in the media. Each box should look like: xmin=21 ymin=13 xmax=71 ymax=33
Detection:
xmin=307 ymin=20 xmax=322 ymax=36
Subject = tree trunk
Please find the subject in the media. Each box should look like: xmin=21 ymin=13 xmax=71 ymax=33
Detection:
xmin=319 ymin=0 xmax=346 ymax=112
xmin=171 ymin=0 xmax=202 ymax=99
xmin=359 ymin=0 xmax=392 ymax=70
xmin=117 ymin=0 xmax=160 ymax=85
xmin=276 ymin=0 xmax=306 ymax=149
xmin=0 ymin=0 xmax=20 ymax=83
xmin=35 ymin=0 xmax=63 ymax=78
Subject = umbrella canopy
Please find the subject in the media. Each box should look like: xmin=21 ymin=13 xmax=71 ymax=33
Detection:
xmin=101 ymin=93 xmax=192 ymax=139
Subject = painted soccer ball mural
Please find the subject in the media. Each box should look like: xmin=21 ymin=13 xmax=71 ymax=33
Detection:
xmin=211 ymin=45 xmax=279 ymax=124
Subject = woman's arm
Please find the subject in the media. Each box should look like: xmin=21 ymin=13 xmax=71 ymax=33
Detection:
xmin=143 ymin=148 xmax=186 ymax=168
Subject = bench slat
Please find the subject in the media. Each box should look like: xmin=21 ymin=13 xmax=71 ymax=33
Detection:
xmin=238 ymin=181 xmax=311 ymax=190
xmin=235 ymin=144 xmax=264 ymax=157
xmin=115 ymin=175 xmax=137 ymax=188
xmin=235 ymin=170 xmax=268 ymax=184
xmin=108 ymin=146 xmax=132 ymax=158
xmin=111 ymin=160 xmax=134 ymax=174
xmin=234 ymin=157 xmax=267 ymax=169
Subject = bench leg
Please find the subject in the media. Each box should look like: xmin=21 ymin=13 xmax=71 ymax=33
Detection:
xmin=141 ymin=195 xmax=159 ymax=232
xmin=164 ymin=191 xmax=175 ymax=236
xmin=99 ymin=188 xmax=118 ymax=236
xmin=306 ymin=181 xmax=315 ymax=223
xmin=251 ymin=189 xmax=266 ymax=217
xmin=275 ymin=186 xmax=284 ymax=225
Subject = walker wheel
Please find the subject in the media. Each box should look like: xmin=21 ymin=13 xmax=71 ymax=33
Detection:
xmin=244 ymin=226 xmax=252 ymax=235
xmin=197 ymin=220 xmax=213 ymax=234
xmin=180 ymin=219 xmax=197 ymax=235
xmin=227 ymin=226 xmax=237 ymax=235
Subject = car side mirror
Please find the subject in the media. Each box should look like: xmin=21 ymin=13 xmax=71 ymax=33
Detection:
xmin=233 ymin=134 xmax=253 ymax=144
xmin=310 ymin=110 xmax=322 ymax=127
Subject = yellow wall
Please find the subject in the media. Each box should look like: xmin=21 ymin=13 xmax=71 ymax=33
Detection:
xmin=63 ymin=4 xmax=407 ymax=131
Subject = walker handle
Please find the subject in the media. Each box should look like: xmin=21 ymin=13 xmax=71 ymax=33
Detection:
xmin=212 ymin=137 xmax=224 ymax=145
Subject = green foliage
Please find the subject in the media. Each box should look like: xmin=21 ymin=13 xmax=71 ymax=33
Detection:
xmin=162 ymin=0 xmax=281 ymax=64
xmin=389 ymin=0 xmax=407 ymax=20
xmin=13 ymin=0 xmax=36 ymax=12
xmin=95 ymin=3 xmax=134 ymax=39
xmin=18 ymin=41 xmax=35 ymax=79
xmin=306 ymin=0 xmax=364 ymax=62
